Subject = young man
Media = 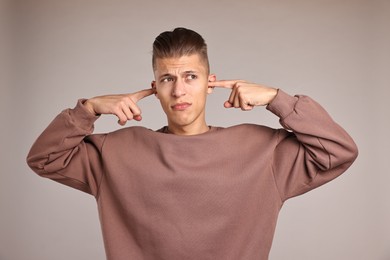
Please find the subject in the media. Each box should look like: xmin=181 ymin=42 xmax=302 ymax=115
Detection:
xmin=27 ymin=28 xmax=358 ymax=260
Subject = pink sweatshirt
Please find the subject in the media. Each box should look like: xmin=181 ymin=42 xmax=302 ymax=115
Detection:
xmin=27 ymin=90 xmax=358 ymax=260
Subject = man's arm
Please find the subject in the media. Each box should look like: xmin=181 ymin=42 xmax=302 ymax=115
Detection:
xmin=26 ymin=89 xmax=154 ymax=196
xmin=209 ymin=80 xmax=358 ymax=201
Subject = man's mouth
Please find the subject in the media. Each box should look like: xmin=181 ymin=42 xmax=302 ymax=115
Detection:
xmin=171 ymin=102 xmax=192 ymax=111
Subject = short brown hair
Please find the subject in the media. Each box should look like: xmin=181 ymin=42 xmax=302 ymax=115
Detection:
xmin=152 ymin=27 xmax=210 ymax=73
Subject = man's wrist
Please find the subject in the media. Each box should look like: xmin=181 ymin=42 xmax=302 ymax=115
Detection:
xmin=83 ymin=99 xmax=99 ymax=116
xmin=266 ymin=88 xmax=278 ymax=105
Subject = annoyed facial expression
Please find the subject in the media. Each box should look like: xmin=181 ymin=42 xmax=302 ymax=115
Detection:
xmin=152 ymin=54 xmax=215 ymax=134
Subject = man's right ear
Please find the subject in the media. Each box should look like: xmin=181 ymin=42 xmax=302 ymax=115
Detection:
xmin=151 ymin=81 xmax=159 ymax=99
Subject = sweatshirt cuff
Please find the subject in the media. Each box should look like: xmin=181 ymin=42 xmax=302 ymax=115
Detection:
xmin=266 ymin=89 xmax=298 ymax=120
xmin=67 ymin=99 xmax=100 ymax=131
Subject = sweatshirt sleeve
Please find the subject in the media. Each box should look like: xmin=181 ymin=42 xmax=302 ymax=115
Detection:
xmin=26 ymin=99 xmax=106 ymax=197
xmin=266 ymin=90 xmax=358 ymax=201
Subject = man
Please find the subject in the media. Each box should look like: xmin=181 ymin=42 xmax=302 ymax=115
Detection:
xmin=27 ymin=27 xmax=358 ymax=260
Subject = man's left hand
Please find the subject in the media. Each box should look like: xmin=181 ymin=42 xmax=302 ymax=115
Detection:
xmin=208 ymin=80 xmax=278 ymax=110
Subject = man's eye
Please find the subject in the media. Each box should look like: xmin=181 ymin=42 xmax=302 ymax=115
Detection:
xmin=162 ymin=78 xmax=173 ymax=82
xmin=186 ymin=74 xmax=197 ymax=80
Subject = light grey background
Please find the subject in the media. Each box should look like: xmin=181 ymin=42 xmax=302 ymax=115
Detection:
xmin=1 ymin=0 xmax=389 ymax=259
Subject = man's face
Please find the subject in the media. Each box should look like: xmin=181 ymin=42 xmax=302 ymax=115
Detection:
xmin=152 ymin=54 xmax=215 ymax=132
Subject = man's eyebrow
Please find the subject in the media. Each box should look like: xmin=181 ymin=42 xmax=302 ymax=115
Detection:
xmin=158 ymin=71 xmax=199 ymax=79
xmin=182 ymin=70 xmax=198 ymax=74
xmin=158 ymin=73 xmax=174 ymax=79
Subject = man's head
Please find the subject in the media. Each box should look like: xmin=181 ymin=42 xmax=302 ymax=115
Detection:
xmin=152 ymin=27 xmax=210 ymax=74
xmin=151 ymin=28 xmax=216 ymax=135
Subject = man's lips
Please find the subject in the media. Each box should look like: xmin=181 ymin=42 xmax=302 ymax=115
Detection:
xmin=171 ymin=102 xmax=192 ymax=111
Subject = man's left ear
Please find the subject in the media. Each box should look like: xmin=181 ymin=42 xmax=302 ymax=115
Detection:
xmin=207 ymin=74 xmax=216 ymax=94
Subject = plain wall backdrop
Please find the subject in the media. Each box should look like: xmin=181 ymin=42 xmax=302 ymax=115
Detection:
xmin=1 ymin=0 xmax=389 ymax=259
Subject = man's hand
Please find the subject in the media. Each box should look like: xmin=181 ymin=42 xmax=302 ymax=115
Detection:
xmin=208 ymin=80 xmax=278 ymax=111
xmin=84 ymin=88 xmax=155 ymax=125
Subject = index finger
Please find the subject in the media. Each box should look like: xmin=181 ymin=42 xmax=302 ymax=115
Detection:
xmin=208 ymin=80 xmax=242 ymax=89
xmin=131 ymin=88 xmax=155 ymax=102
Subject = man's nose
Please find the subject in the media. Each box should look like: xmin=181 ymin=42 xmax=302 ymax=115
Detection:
xmin=172 ymin=79 xmax=186 ymax=97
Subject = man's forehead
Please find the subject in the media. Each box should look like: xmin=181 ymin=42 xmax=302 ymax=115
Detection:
xmin=154 ymin=54 xmax=207 ymax=74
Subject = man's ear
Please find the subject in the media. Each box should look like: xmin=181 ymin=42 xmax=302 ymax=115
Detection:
xmin=151 ymin=81 xmax=159 ymax=99
xmin=207 ymin=74 xmax=217 ymax=94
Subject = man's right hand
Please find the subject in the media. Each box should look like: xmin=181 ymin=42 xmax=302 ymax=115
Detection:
xmin=84 ymin=88 xmax=155 ymax=125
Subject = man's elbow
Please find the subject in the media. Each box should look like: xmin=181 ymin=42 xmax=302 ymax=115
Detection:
xmin=26 ymin=151 xmax=46 ymax=176
xmin=339 ymin=141 xmax=359 ymax=169
xmin=347 ymin=139 xmax=359 ymax=164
